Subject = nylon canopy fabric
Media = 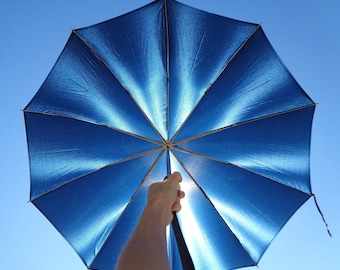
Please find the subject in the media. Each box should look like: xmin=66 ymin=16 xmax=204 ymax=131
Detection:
xmin=24 ymin=0 xmax=316 ymax=269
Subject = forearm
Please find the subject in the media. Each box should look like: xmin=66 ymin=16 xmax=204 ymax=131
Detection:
xmin=115 ymin=205 xmax=170 ymax=270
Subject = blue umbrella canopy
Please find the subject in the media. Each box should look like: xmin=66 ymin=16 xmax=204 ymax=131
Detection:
xmin=24 ymin=0 xmax=316 ymax=269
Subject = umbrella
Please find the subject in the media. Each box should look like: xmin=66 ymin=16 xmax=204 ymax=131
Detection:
xmin=24 ymin=0 xmax=317 ymax=269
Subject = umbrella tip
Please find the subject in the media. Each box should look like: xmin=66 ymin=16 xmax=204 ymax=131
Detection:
xmin=312 ymin=194 xmax=332 ymax=237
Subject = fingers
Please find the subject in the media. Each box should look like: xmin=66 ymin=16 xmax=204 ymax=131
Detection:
xmin=172 ymin=179 xmax=185 ymax=213
xmin=164 ymin=172 xmax=185 ymax=213
xmin=177 ymin=189 xmax=185 ymax=199
xmin=172 ymin=195 xmax=182 ymax=212
xmin=165 ymin=171 xmax=182 ymax=187
xmin=172 ymin=201 xmax=182 ymax=212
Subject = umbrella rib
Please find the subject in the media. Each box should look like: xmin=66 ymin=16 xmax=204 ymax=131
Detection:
xmin=175 ymin=103 xmax=316 ymax=145
xmin=173 ymin=146 xmax=312 ymax=196
xmin=88 ymin=149 xmax=166 ymax=269
xmin=72 ymin=30 xmax=165 ymax=142
xmin=164 ymin=0 xmax=170 ymax=141
xmin=30 ymin=147 xmax=163 ymax=202
xmin=170 ymin=149 xmax=258 ymax=266
xmin=23 ymin=109 xmax=163 ymax=146
xmin=170 ymin=24 xmax=262 ymax=143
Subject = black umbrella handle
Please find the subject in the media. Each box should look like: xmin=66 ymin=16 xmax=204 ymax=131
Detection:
xmin=164 ymin=175 xmax=195 ymax=269
xmin=172 ymin=213 xmax=195 ymax=270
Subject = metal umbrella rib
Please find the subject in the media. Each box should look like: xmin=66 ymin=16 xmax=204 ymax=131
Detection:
xmin=23 ymin=110 xmax=163 ymax=146
xmin=29 ymin=147 xmax=164 ymax=202
xmin=173 ymin=146 xmax=312 ymax=197
xmin=175 ymin=104 xmax=316 ymax=145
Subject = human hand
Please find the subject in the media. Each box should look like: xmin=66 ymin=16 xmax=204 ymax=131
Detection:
xmin=147 ymin=172 xmax=185 ymax=226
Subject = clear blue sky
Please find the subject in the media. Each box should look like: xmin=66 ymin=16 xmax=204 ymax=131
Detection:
xmin=1 ymin=0 xmax=339 ymax=269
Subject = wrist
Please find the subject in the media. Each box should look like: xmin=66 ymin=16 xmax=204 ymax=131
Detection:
xmin=144 ymin=201 xmax=172 ymax=227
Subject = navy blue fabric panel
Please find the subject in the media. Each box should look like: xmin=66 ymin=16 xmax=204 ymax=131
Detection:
xmin=167 ymin=1 xmax=257 ymax=139
xmin=25 ymin=112 xmax=160 ymax=200
xmin=34 ymin=150 xmax=162 ymax=267
xmin=175 ymin=27 xmax=314 ymax=141
xmin=25 ymin=33 xmax=159 ymax=141
xmin=178 ymin=106 xmax=315 ymax=194
xmin=173 ymin=150 xmax=310 ymax=263
xmin=76 ymin=1 xmax=167 ymax=139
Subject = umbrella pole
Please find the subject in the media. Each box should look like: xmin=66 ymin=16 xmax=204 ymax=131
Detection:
xmin=172 ymin=213 xmax=195 ymax=270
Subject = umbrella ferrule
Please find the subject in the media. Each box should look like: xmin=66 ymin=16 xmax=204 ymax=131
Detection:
xmin=163 ymin=140 xmax=173 ymax=150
